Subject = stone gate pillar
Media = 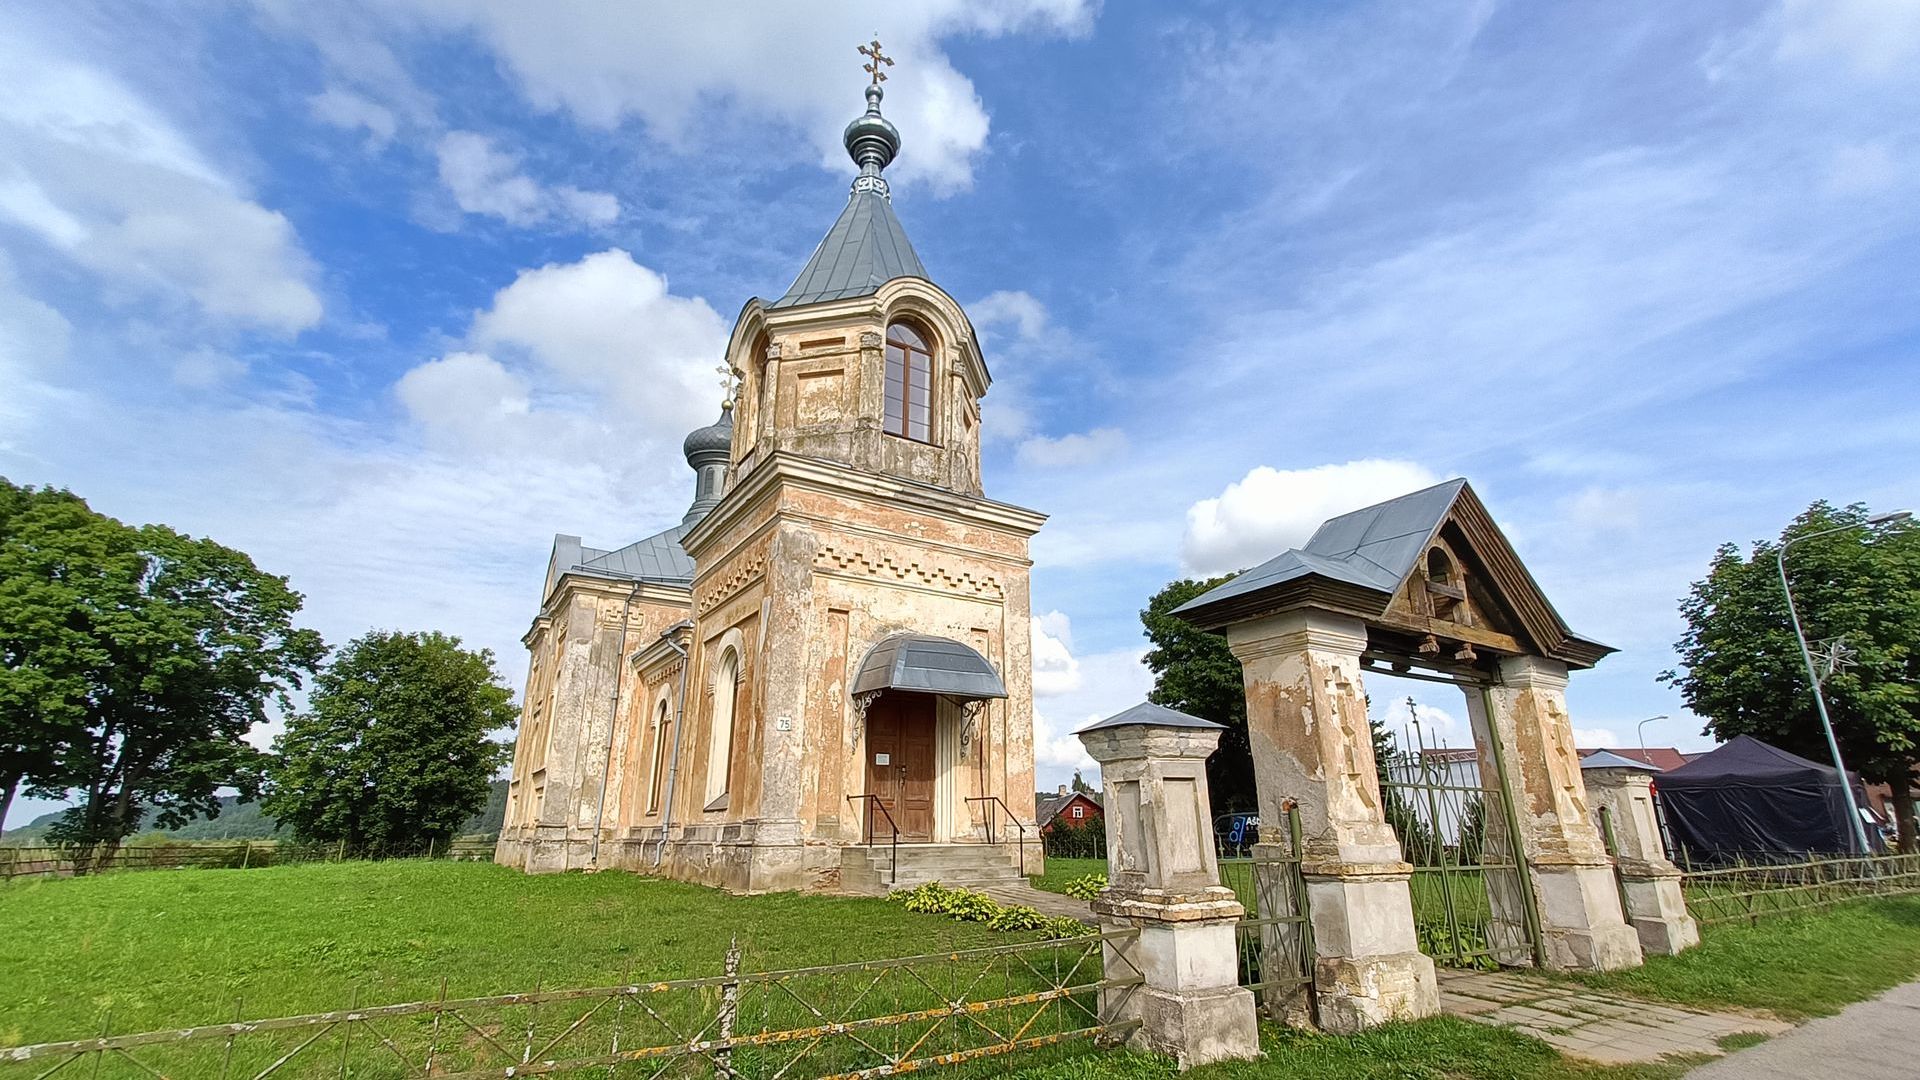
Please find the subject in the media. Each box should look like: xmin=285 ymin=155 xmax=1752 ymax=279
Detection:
xmin=1223 ymin=612 xmax=1437 ymax=1034
xmin=1079 ymin=706 xmax=1259 ymax=1069
xmin=1582 ymin=761 xmax=1699 ymax=955
xmin=1471 ymin=656 xmax=1643 ymax=970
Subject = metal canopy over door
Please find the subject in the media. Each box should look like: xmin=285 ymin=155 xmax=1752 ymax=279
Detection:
xmin=866 ymin=693 xmax=936 ymax=841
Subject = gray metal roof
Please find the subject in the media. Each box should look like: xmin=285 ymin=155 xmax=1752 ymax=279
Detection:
xmin=1580 ymin=749 xmax=1663 ymax=772
xmin=574 ymin=522 xmax=696 ymax=586
xmin=1173 ymin=479 xmax=1468 ymax=616
xmin=1077 ymin=701 xmax=1225 ymax=734
xmin=852 ymin=634 xmax=1007 ymax=700
xmin=772 ymin=190 xmax=928 ymax=309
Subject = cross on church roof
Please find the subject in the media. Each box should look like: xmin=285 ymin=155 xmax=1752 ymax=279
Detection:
xmin=859 ymin=37 xmax=894 ymax=86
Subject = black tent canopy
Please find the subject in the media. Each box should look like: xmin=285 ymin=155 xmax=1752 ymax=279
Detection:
xmin=1657 ymin=735 xmax=1874 ymax=861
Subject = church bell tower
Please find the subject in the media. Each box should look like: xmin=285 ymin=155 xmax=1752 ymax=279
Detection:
xmin=662 ymin=42 xmax=1045 ymax=893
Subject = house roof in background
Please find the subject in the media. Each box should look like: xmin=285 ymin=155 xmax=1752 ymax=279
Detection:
xmin=1578 ymin=747 xmax=1692 ymax=773
xmin=1580 ymin=749 xmax=1663 ymax=772
xmin=1035 ymin=790 xmax=1101 ymax=827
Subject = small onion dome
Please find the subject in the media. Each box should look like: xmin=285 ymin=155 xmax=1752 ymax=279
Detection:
xmin=682 ymin=402 xmax=734 ymax=463
xmin=843 ymin=83 xmax=900 ymax=176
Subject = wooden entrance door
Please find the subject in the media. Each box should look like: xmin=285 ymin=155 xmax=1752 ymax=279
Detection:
xmin=865 ymin=694 xmax=936 ymax=841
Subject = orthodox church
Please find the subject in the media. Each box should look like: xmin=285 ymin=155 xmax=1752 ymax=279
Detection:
xmin=496 ymin=61 xmax=1045 ymax=893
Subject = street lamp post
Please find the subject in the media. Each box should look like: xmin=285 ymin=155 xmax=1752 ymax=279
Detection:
xmin=1775 ymin=510 xmax=1912 ymax=855
xmin=1636 ymin=715 xmax=1669 ymax=766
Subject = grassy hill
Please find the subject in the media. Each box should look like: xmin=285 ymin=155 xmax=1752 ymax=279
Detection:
xmin=4 ymin=779 xmax=509 ymax=844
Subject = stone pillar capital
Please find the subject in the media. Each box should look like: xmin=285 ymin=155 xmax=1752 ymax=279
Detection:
xmin=1224 ymin=609 xmax=1369 ymax=662
xmin=1494 ymin=653 xmax=1569 ymax=690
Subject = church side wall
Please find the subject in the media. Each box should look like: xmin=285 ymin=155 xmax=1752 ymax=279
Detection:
xmin=495 ymin=578 xmax=690 ymax=873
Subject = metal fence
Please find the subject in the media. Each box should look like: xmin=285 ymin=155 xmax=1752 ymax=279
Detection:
xmin=1218 ymin=804 xmax=1314 ymax=1023
xmin=1 ymin=837 xmax=498 ymax=882
xmin=1683 ymin=852 xmax=1920 ymax=927
xmin=0 ymin=932 xmax=1141 ymax=1080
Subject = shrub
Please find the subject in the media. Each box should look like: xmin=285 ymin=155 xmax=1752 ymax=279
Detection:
xmin=1060 ymin=873 xmax=1107 ymax=900
xmin=887 ymin=881 xmax=1097 ymax=937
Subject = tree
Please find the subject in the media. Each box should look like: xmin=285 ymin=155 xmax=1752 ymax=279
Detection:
xmin=1141 ymin=576 xmax=1257 ymax=813
xmin=0 ymin=480 xmax=94 ymax=835
xmin=266 ymin=631 xmax=517 ymax=853
xmin=1664 ymin=502 xmax=1920 ymax=851
xmin=0 ymin=483 xmax=325 ymax=853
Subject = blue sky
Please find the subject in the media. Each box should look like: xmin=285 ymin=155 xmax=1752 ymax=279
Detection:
xmin=4 ymin=1 xmax=1918 ymax=828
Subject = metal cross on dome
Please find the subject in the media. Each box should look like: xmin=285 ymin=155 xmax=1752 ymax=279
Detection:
xmin=859 ymin=36 xmax=894 ymax=85
xmin=715 ymin=363 xmax=740 ymax=403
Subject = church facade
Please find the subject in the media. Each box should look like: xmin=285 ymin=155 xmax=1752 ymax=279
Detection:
xmin=495 ymin=73 xmax=1045 ymax=893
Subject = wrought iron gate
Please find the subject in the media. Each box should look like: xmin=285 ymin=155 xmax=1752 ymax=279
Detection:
xmin=1219 ymin=804 xmax=1315 ymax=1022
xmin=1377 ymin=732 xmax=1542 ymax=970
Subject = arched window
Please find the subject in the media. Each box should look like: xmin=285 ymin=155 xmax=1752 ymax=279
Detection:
xmin=884 ymin=322 xmax=934 ymax=443
xmin=1426 ymin=548 xmax=1455 ymax=584
xmin=647 ymin=698 xmax=671 ymax=814
xmin=705 ymin=647 xmax=742 ymax=807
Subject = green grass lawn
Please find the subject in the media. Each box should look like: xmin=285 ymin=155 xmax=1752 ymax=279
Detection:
xmin=1565 ymin=895 xmax=1920 ymax=1020
xmin=1031 ymin=856 xmax=1106 ymax=894
xmin=0 ymin=860 xmax=1021 ymax=1046
xmin=998 ymin=1017 xmax=1694 ymax=1080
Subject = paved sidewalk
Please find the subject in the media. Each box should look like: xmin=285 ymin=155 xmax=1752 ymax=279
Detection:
xmin=977 ymin=882 xmax=1097 ymax=923
xmin=1438 ymin=969 xmax=1789 ymax=1065
xmin=1685 ymin=979 xmax=1920 ymax=1078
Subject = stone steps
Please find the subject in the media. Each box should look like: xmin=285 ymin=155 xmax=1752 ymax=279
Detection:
xmin=838 ymin=844 xmax=1026 ymax=894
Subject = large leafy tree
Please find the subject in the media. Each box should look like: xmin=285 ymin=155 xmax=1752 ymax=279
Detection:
xmin=266 ymin=631 xmax=517 ymax=853
xmin=1141 ymin=576 xmax=1258 ymax=813
xmin=1664 ymin=502 xmax=1920 ymax=850
xmin=0 ymin=480 xmax=325 ymax=849
xmin=0 ymin=481 xmax=96 ymax=834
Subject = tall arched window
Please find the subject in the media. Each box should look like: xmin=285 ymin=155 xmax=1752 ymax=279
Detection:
xmin=884 ymin=322 xmax=934 ymax=443
xmin=705 ymin=647 xmax=742 ymax=807
xmin=647 ymin=698 xmax=671 ymax=814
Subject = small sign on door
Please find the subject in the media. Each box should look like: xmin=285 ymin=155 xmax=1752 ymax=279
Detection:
xmin=874 ymin=752 xmax=891 ymax=765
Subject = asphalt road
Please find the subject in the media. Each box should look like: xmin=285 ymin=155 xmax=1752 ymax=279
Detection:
xmin=1687 ymin=980 xmax=1920 ymax=1078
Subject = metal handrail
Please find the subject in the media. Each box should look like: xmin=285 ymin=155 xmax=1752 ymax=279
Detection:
xmin=847 ymin=794 xmax=899 ymax=885
xmin=965 ymin=795 xmax=1028 ymax=875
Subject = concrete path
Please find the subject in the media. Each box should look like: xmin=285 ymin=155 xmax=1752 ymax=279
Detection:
xmin=1438 ymin=969 xmax=1789 ymax=1066
xmin=977 ymin=882 xmax=1098 ymax=923
xmin=1685 ymin=979 xmax=1920 ymax=1078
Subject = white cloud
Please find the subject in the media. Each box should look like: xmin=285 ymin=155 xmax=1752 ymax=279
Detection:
xmin=0 ymin=270 xmax=71 ymax=379
xmin=434 ymin=131 xmax=619 ymax=229
xmin=309 ymin=87 xmax=398 ymax=148
xmin=365 ymin=2 xmax=1095 ymax=193
xmin=1029 ymin=644 xmax=1155 ymax=789
xmin=970 ymin=289 xmax=1050 ymax=340
xmin=396 ymin=351 xmax=532 ymax=447
xmin=1561 ymin=486 xmax=1643 ymax=535
xmin=1182 ymin=460 xmax=1442 ymax=576
xmin=464 ymin=248 xmax=723 ymax=435
xmin=1372 ymin=692 xmax=1473 ymax=754
xmin=1031 ymin=610 xmax=1081 ymax=697
xmin=1777 ymin=0 xmax=1920 ymax=76
xmin=0 ymin=30 xmax=320 ymax=333
xmin=1016 ymin=427 xmax=1127 ymax=470
xmin=1573 ymin=727 xmax=1624 ymax=748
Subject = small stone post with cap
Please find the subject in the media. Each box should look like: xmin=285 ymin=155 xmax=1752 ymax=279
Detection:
xmin=1079 ymin=702 xmax=1260 ymax=1069
xmin=1580 ymin=753 xmax=1699 ymax=955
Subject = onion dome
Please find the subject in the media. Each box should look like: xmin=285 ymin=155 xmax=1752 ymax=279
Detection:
xmin=843 ymin=84 xmax=900 ymax=200
xmin=682 ymin=401 xmax=734 ymax=463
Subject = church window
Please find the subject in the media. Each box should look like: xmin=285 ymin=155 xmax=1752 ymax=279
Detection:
xmin=647 ymin=698 xmax=671 ymax=814
xmin=884 ymin=322 xmax=934 ymax=443
xmin=705 ymin=647 xmax=742 ymax=807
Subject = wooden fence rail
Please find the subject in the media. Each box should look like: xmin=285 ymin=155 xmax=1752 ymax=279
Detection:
xmin=1683 ymin=851 xmax=1920 ymax=926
